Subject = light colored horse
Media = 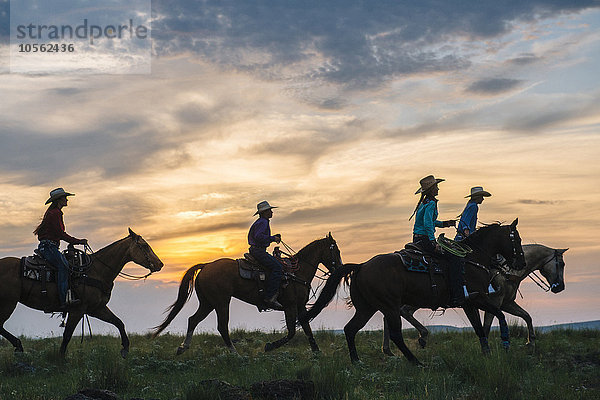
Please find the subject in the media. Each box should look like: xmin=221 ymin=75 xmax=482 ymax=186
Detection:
xmin=0 ymin=229 xmax=163 ymax=357
xmin=382 ymin=244 xmax=567 ymax=354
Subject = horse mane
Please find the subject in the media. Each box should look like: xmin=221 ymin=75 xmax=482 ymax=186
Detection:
xmin=462 ymin=222 xmax=502 ymax=244
xmin=91 ymin=235 xmax=131 ymax=257
xmin=295 ymin=236 xmax=329 ymax=260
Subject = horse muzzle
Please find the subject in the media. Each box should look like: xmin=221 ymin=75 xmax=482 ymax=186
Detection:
xmin=551 ymin=282 xmax=565 ymax=293
xmin=149 ymin=261 xmax=164 ymax=272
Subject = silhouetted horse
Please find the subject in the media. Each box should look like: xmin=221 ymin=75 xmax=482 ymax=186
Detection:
xmin=0 ymin=229 xmax=163 ymax=357
xmin=299 ymin=220 xmax=525 ymax=364
xmin=152 ymin=233 xmax=342 ymax=354
xmin=381 ymin=244 xmax=568 ymax=354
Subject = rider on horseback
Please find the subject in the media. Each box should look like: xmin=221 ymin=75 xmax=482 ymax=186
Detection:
xmin=33 ymin=188 xmax=87 ymax=310
xmin=410 ymin=175 xmax=465 ymax=306
xmin=248 ymin=201 xmax=284 ymax=309
xmin=455 ymin=186 xmax=492 ymax=241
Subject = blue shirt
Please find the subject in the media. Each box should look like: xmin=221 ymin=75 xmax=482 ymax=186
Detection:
xmin=413 ymin=198 xmax=444 ymax=241
xmin=455 ymin=200 xmax=479 ymax=240
xmin=248 ymin=217 xmax=277 ymax=248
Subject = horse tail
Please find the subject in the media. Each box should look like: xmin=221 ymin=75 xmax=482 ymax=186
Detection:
xmin=298 ymin=263 xmax=360 ymax=324
xmin=151 ymin=263 xmax=204 ymax=337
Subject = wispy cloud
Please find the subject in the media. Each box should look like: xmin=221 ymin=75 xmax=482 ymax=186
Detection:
xmin=467 ymin=78 xmax=523 ymax=95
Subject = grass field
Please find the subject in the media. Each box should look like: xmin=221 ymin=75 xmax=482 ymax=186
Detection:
xmin=1 ymin=326 xmax=598 ymax=399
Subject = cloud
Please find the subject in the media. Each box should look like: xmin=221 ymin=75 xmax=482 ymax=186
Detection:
xmin=150 ymin=0 xmax=600 ymax=88
xmin=516 ymin=199 xmax=561 ymax=205
xmin=467 ymin=78 xmax=523 ymax=95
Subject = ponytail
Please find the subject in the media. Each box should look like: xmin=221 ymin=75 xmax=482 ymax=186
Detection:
xmin=33 ymin=202 xmax=59 ymax=236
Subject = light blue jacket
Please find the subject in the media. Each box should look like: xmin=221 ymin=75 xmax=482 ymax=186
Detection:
xmin=413 ymin=198 xmax=444 ymax=241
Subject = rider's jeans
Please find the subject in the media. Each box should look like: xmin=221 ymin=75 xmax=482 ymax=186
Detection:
xmin=249 ymin=247 xmax=284 ymax=299
xmin=38 ymin=240 xmax=68 ymax=305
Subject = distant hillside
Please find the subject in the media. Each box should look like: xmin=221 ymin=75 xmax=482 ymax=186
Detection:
xmin=425 ymin=320 xmax=600 ymax=333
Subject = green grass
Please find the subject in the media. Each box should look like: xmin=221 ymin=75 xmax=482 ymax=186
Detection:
xmin=0 ymin=328 xmax=598 ymax=399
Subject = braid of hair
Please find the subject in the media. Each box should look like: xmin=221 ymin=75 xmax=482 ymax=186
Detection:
xmin=409 ymin=192 xmax=425 ymax=220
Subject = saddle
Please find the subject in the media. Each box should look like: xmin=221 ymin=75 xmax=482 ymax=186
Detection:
xmin=21 ymin=246 xmax=92 ymax=283
xmin=395 ymin=243 xmax=444 ymax=275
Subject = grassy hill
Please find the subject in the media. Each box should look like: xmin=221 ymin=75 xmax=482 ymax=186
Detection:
xmin=1 ymin=326 xmax=598 ymax=399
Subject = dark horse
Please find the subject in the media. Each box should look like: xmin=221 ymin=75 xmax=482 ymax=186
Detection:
xmin=381 ymin=244 xmax=568 ymax=354
xmin=152 ymin=233 xmax=342 ymax=354
xmin=0 ymin=229 xmax=163 ymax=357
xmin=299 ymin=220 xmax=526 ymax=364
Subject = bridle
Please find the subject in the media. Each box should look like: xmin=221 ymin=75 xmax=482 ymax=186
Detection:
xmin=508 ymin=227 xmax=525 ymax=269
xmin=528 ymin=249 xmax=563 ymax=292
xmin=87 ymin=237 xmax=157 ymax=280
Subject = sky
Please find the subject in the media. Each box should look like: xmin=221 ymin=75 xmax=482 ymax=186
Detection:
xmin=1 ymin=0 xmax=599 ymax=338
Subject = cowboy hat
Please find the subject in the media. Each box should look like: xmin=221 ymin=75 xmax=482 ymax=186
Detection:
xmin=254 ymin=200 xmax=278 ymax=215
xmin=465 ymin=186 xmax=492 ymax=198
xmin=45 ymin=187 xmax=74 ymax=204
xmin=415 ymin=175 xmax=445 ymax=195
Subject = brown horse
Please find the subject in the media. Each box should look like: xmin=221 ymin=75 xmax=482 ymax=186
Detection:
xmin=299 ymin=220 xmax=526 ymax=364
xmin=381 ymin=244 xmax=568 ymax=354
xmin=0 ymin=229 xmax=163 ymax=357
xmin=152 ymin=233 xmax=342 ymax=354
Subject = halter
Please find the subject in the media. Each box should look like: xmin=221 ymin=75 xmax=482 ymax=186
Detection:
xmin=280 ymin=238 xmax=339 ymax=278
xmin=508 ymin=227 xmax=525 ymax=269
xmin=527 ymin=249 xmax=562 ymax=292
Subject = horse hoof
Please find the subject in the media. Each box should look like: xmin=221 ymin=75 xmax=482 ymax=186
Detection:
xmin=383 ymin=349 xmax=395 ymax=357
xmin=14 ymin=347 xmax=24 ymax=353
xmin=264 ymin=342 xmax=274 ymax=352
xmin=418 ymin=338 xmax=427 ymax=348
xmin=176 ymin=346 xmax=187 ymax=356
xmin=120 ymin=348 xmax=129 ymax=359
xmin=502 ymin=341 xmax=510 ymax=351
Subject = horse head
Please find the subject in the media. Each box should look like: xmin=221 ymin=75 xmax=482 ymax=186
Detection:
xmin=127 ymin=228 xmax=164 ymax=272
xmin=468 ymin=219 xmax=526 ymax=269
xmin=539 ymin=248 xmax=568 ymax=293
xmin=321 ymin=232 xmax=343 ymax=273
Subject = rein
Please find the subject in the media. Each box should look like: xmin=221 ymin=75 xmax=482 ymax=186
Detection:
xmin=86 ymin=243 xmax=154 ymax=281
xmin=526 ymin=250 xmax=561 ymax=292
xmin=280 ymin=240 xmax=331 ymax=279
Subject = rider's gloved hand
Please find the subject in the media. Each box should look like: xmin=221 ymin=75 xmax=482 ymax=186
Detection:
xmin=77 ymin=238 xmax=88 ymax=245
xmin=273 ymin=234 xmax=281 ymax=244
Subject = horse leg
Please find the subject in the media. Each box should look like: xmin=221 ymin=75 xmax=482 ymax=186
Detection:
xmin=344 ymin=307 xmax=376 ymax=364
xmin=462 ymin=304 xmax=490 ymax=355
xmin=177 ymin=301 xmax=214 ymax=355
xmin=215 ymin=302 xmax=236 ymax=353
xmin=483 ymin=310 xmax=494 ymax=337
xmin=502 ymin=300 xmax=535 ymax=346
xmin=0 ymin=302 xmax=23 ymax=352
xmin=474 ymin=302 xmax=510 ymax=351
xmin=382 ymin=317 xmax=393 ymax=356
xmin=298 ymin=306 xmax=320 ymax=353
xmin=402 ymin=305 xmax=428 ymax=348
xmin=265 ymin=307 xmax=297 ymax=352
xmin=384 ymin=309 xmax=420 ymax=365
xmin=59 ymin=311 xmax=84 ymax=357
xmin=87 ymin=306 xmax=130 ymax=358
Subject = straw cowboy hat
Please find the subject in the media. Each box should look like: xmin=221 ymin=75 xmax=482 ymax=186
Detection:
xmin=465 ymin=186 xmax=492 ymax=198
xmin=254 ymin=200 xmax=278 ymax=215
xmin=45 ymin=188 xmax=74 ymax=204
xmin=415 ymin=175 xmax=445 ymax=195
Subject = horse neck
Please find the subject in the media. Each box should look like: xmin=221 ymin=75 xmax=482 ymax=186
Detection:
xmin=91 ymin=237 xmax=132 ymax=282
xmin=515 ymin=244 xmax=553 ymax=280
xmin=466 ymin=227 xmax=501 ymax=264
xmin=294 ymin=239 xmax=325 ymax=281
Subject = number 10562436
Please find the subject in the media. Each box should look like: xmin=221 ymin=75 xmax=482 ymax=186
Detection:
xmin=18 ymin=43 xmax=75 ymax=52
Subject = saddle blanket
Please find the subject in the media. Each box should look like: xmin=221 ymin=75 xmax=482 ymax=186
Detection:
xmin=21 ymin=255 xmax=57 ymax=282
xmin=395 ymin=249 xmax=444 ymax=274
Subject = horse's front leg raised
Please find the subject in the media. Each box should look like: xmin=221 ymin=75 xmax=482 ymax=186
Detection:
xmin=59 ymin=310 xmax=84 ymax=357
xmin=502 ymin=300 xmax=536 ymax=346
xmin=264 ymin=307 xmax=296 ymax=352
xmin=88 ymin=305 xmax=130 ymax=358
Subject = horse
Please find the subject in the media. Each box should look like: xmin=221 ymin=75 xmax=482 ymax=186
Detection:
xmin=152 ymin=233 xmax=342 ymax=354
xmin=381 ymin=244 xmax=568 ymax=355
xmin=299 ymin=219 xmax=526 ymax=364
xmin=0 ymin=229 xmax=163 ymax=357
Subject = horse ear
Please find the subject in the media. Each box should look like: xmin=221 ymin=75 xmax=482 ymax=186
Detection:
xmin=510 ymin=218 xmax=519 ymax=228
xmin=559 ymin=248 xmax=569 ymax=254
xmin=128 ymin=228 xmax=138 ymax=238
xmin=328 ymin=232 xmax=332 ymax=239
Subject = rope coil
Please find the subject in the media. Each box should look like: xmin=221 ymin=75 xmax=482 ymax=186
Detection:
xmin=437 ymin=233 xmax=473 ymax=257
